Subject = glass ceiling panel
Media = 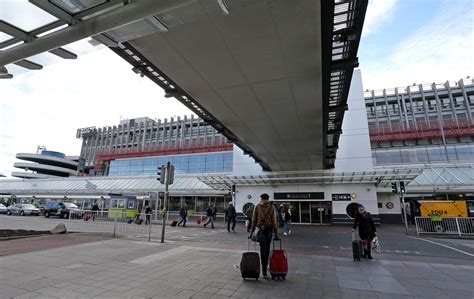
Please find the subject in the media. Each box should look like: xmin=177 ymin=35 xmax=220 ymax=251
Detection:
xmin=0 ymin=32 xmax=13 ymax=43
xmin=50 ymin=0 xmax=106 ymax=14
xmin=0 ymin=0 xmax=58 ymax=32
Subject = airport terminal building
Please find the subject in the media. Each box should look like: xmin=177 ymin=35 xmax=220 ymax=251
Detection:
xmin=1 ymin=73 xmax=472 ymax=224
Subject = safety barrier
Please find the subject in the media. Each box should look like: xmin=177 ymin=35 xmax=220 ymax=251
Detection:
xmin=67 ymin=211 xmax=154 ymax=238
xmin=415 ymin=217 xmax=474 ymax=236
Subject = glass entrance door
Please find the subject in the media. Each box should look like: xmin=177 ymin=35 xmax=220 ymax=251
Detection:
xmin=310 ymin=202 xmax=332 ymax=225
xmin=300 ymin=202 xmax=311 ymax=223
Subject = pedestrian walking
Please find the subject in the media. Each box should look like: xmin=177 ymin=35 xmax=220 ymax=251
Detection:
xmin=178 ymin=203 xmax=188 ymax=227
xmin=352 ymin=205 xmax=376 ymax=259
xmin=203 ymin=205 xmax=215 ymax=229
xmin=225 ymin=202 xmax=237 ymax=232
xmin=212 ymin=206 xmax=217 ymax=220
xmin=91 ymin=202 xmax=99 ymax=221
xmin=282 ymin=205 xmax=292 ymax=236
xmin=145 ymin=205 xmax=152 ymax=225
xmin=244 ymin=205 xmax=254 ymax=233
xmin=250 ymin=193 xmax=279 ymax=279
xmin=276 ymin=204 xmax=283 ymax=227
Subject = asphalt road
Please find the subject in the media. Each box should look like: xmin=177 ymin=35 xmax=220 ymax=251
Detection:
xmin=1 ymin=214 xmax=473 ymax=263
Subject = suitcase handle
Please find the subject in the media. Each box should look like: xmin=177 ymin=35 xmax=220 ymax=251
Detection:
xmin=273 ymin=238 xmax=282 ymax=250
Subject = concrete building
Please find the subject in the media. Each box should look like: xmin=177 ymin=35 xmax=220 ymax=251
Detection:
xmin=12 ymin=147 xmax=78 ymax=179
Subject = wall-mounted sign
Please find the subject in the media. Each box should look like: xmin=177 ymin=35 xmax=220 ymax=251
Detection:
xmin=76 ymin=127 xmax=97 ymax=138
xmin=332 ymin=193 xmax=351 ymax=201
xmin=274 ymin=192 xmax=324 ymax=200
xmin=386 ymin=202 xmax=394 ymax=209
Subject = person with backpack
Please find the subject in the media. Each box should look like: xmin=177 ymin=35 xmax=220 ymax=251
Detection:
xmin=177 ymin=203 xmax=188 ymax=227
xmin=352 ymin=205 xmax=376 ymax=259
xmin=282 ymin=205 xmax=292 ymax=236
xmin=225 ymin=202 xmax=237 ymax=232
xmin=250 ymin=193 xmax=279 ymax=278
xmin=203 ymin=205 xmax=215 ymax=229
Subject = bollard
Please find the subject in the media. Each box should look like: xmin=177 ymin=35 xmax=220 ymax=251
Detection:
xmin=148 ymin=214 xmax=153 ymax=242
xmin=113 ymin=217 xmax=117 ymax=237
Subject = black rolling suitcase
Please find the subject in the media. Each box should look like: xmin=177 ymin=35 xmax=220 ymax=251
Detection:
xmin=240 ymin=240 xmax=260 ymax=280
xmin=352 ymin=232 xmax=363 ymax=261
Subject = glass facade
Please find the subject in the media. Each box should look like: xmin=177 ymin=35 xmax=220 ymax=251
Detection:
xmin=108 ymin=152 xmax=233 ymax=176
xmin=372 ymin=144 xmax=474 ymax=166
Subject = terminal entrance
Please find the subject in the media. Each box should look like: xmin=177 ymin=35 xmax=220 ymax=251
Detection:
xmin=276 ymin=201 xmax=332 ymax=225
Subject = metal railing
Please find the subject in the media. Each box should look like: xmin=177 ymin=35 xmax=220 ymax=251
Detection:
xmin=415 ymin=216 xmax=474 ymax=236
xmin=67 ymin=211 xmax=154 ymax=239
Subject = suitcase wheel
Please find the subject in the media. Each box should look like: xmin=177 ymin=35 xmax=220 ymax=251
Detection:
xmin=272 ymin=275 xmax=275 ymax=280
xmin=282 ymin=275 xmax=286 ymax=280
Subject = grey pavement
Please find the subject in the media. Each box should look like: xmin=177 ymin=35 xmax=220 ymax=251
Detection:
xmin=2 ymin=215 xmax=474 ymax=298
xmin=1 ymin=233 xmax=474 ymax=298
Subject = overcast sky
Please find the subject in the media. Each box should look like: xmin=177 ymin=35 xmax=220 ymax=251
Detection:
xmin=0 ymin=0 xmax=473 ymax=177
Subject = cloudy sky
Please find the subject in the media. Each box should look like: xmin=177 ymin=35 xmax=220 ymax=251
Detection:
xmin=0 ymin=0 xmax=473 ymax=177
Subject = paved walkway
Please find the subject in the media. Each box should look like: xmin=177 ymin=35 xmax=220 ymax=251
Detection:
xmin=1 ymin=234 xmax=473 ymax=299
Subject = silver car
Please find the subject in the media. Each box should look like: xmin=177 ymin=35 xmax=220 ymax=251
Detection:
xmin=0 ymin=203 xmax=7 ymax=214
xmin=7 ymin=203 xmax=40 ymax=216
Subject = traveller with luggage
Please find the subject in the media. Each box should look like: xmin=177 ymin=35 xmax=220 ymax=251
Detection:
xmin=352 ymin=204 xmax=376 ymax=259
xmin=177 ymin=203 xmax=188 ymax=227
xmin=203 ymin=205 xmax=215 ymax=229
xmin=249 ymin=193 xmax=279 ymax=279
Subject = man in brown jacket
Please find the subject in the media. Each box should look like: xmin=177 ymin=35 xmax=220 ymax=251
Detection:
xmin=251 ymin=193 xmax=279 ymax=278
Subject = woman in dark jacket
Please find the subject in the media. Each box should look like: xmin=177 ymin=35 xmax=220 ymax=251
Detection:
xmin=352 ymin=205 xmax=376 ymax=259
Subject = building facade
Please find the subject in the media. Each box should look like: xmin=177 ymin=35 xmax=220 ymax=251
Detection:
xmin=12 ymin=147 xmax=78 ymax=179
xmin=77 ymin=115 xmax=233 ymax=176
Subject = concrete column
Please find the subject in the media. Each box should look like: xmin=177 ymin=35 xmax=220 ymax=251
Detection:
xmin=458 ymin=79 xmax=472 ymax=124
xmin=444 ymin=81 xmax=459 ymax=127
xmin=406 ymin=86 xmax=418 ymax=130
xmin=418 ymin=84 xmax=431 ymax=128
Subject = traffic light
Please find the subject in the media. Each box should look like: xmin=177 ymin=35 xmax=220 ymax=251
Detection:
xmin=400 ymin=181 xmax=405 ymax=194
xmin=391 ymin=182 xmax=398 ymax=194
xmin=157 ymin=165 xmax=165 ymax=184
xmin=167 ymin=164 xmax=175 ymax=185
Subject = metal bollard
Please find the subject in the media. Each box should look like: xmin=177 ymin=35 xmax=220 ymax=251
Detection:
xmin=148 ymin=214 xmax=153 ymax=242
xmin=113 ymin=217 xmax=117 ymax=237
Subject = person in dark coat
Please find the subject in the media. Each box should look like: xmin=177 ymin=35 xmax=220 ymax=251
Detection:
xmin=352 ymin=205 xmax=376 ymax=259
xmin=178 ymin=203 xmax=187 ymax=227
xmin=225 ymin=202 xmax=237 ymax=232
xmin=91 ymin=202 xmax=99 ymax=221
xmin=203 ymin=205 xmax=215 ymax=229
xmin=145 ymin=205 xmax=152 ymax=225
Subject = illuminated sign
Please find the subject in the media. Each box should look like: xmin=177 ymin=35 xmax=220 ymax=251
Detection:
xmin=274 ymin=192 xmax=324 ymax=200
xmin=76 ymin=127 xmax=97 ymax=138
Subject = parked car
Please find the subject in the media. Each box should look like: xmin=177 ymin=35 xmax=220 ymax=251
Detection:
xmin=0 ymin=203 xmax=7 ymax=214
xmin=43 ymin=201 xmax=84 ymax=219
xmin=7 ymin=204 xmax=40 ymax=216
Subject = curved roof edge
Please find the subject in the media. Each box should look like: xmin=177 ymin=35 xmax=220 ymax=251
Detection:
xmin=11 ymin=172 xmax=56 ymax=179
xmin=14 ymin=162 xmax=77 ymax=176
xmin=16 ymin=153 xmax=78 ymax=169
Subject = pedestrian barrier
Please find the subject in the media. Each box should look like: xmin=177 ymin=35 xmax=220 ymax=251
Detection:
xmin=67 ymin=210 xmax=154 ymax=238
xmin=167 ymin=211 xmax=226 ymax=228
xmin=415 ymin=216 xmax=474 ymax=236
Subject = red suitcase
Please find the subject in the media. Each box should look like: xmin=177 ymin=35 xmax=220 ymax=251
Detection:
xmin=170 ymin=220 xmax=178 ymax=227
xmin=269 ymin=239 xmax=288 ymax=280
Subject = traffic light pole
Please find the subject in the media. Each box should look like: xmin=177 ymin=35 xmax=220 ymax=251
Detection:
xmin=160 ymin=179 xmax=169 ymax=243
xmin=399 ymin=181 xmax=409 ymax=235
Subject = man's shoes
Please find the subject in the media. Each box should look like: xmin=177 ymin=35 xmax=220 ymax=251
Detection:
xmin=204 ymin=224 xmax=207 ymax=228
xmin=212 ymin=227 xmax=215 ymax=229
xmin=367 ymin=252 xmax=373 ymax=259
xmin=283 ymin=232 xmax=288 ymax=236
xmin=289 ymin=230 xmax=291 ymax=235
xmin=262 ymin=272 xmax=268 ymax=279
xmin=227 ymin=229 xmax=231 ymax=232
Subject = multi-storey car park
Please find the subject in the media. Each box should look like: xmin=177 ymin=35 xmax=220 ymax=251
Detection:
xmin=12 ymin=148 xmax=79 ymax=179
